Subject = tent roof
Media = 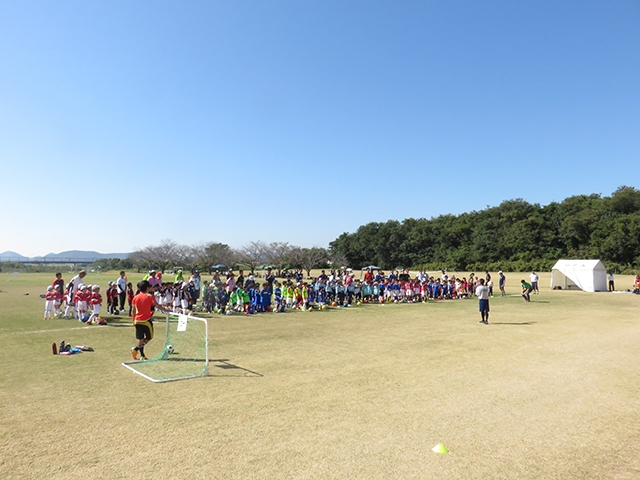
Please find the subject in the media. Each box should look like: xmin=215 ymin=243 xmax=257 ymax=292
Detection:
xmin=551 ymin=259 xmax=606 ymax=270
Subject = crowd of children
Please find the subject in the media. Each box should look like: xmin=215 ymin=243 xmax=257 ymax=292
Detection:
xmin=191 ymin=268 xmax=505 ymax=315
xmin=43 ymin=272 xmax=135 ymax=325
xmin=43 ymin=268 xmax=516 ymax=320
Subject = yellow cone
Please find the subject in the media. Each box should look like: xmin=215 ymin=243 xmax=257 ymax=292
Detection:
xmin=432 ymin=444 xmax=448 ymax=454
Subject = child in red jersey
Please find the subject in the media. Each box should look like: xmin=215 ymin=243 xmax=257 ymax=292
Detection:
xmin=405 ymin=281 xmax=413 ymax=302
xmin=106 ymin=282 xmax=119 ymax=314
xmin=127 ymin=282 xmax=134 ymax=316
xmin=44 ymin=286 xmax=56 ymax=319
xmin=52 ymin=285 xmax=64 ymax=317
xmin=88 ymin=285 xmax=106 ymax=325
xmin=75 ymin=285 xmax=91 ymax=322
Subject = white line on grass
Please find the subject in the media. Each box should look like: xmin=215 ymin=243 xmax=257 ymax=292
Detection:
xmin=0 ymin=325 xmax=95 ymax=337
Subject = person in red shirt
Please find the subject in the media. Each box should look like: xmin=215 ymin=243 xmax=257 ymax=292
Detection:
xmin=88 ymin=285 xmax=106 ymax=325
xmin=106 ymin=282 xmax=119 ymax=315
xmin=127 ymin=282 xmax=134 ymax=317
xmin=52 ymin=285 xmax=64 ymax=317
xmin=75 ymin=285 xmax=91 ymax=322
xmin=131 ymin=280 xmax=170 ymax=360
xmin=363 ymin=268 xmax=373 ymax=285
xmin=44 ymin=286 xmax=56 ymax=319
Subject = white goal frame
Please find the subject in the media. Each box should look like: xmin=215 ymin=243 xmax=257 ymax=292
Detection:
xmin=122 ymin=312 xmax=209 ymax=383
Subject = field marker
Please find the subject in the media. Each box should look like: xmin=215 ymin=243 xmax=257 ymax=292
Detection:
xmin=432 ymin=444 xmax=449 ymax=454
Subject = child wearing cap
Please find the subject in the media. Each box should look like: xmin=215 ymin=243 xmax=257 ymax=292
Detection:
xmin=75 ymin=285 xmax=90 ymax=322
xmin=107 ymin=282 xmax=119 ymax=314
xmin=44 ymin=286 xmax=56 ymax=319
xmin=88 ymin=285 xmax=106 ymax=325
xmin=52 ymin=285 xmax=64 ymax=317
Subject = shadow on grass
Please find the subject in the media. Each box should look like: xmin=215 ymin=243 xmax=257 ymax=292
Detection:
xmin=143 ymin=357 xmax=263 ymax=377
xmin=209 ymin=358 xmax=263 ymax=377
xmin=491 ymin=322 xmax=537 ymax=325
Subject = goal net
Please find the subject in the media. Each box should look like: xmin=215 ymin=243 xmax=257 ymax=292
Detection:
xmin=122 ymin=312 xmax=209 ymax=383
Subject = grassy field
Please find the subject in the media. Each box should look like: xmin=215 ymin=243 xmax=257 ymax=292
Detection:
xmin=1 ymin=270 xmax=640 ymax=479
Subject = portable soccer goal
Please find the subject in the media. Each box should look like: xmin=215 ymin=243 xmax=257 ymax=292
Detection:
xmin=122 ymin=312 xmax=209 ymax=383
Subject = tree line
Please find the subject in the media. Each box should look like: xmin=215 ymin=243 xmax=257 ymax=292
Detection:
xmin=127 ymin=240 xmax=347 ymax=277
xmin=329 ymin=186 xmax=640 ymax=274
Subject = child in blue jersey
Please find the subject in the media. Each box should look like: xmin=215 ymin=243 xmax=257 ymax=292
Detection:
xmin=308 ymin=283 xmax=316 ymax=307
xmin=390 ymin=280 xmax=400 ymax=302
xmin=432 ymin=281 xmax=441 ymax=300
xmin=337 ymin=282 xmax=346 ymax=306
xmin=317 ymin=286 xmax=326 ymax=306
xmin=273 ymin=281 xmax=283 ymax=312
xmin=259 ymin=283 xmax=272 ymax=312
xmin=327 ymin=280 xmax=336 ymax=304
xmin=248 ymin=283 xmax=259 ymax=313
xmin=217 ymin=288 xmax=228 ymax=314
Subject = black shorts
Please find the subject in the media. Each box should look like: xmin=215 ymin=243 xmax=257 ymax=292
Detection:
xmin=135 ymin=320 xmax=154 ymax=341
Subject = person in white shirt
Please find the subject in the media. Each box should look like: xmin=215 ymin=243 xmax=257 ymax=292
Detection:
xmin=64 ymin=270 xmax=86 ymax=319
xmin=117 ymin=271 xmax=128 ymax=312
xmin=529 ymin=271 xmax=539 ymax=294
xmin=608 ymin=272 xmax=615 ymax=292
xmin=475 ymin=278 xmax=490 ymax=324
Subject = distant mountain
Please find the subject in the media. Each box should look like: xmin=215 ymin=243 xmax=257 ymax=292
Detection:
xmin=41 ymin=250 xmax=130 ymax=260
xmin=0 ymin=251 xmax=27 ymax=261
xmin=0 ymin=250 xmax=130 ymax=262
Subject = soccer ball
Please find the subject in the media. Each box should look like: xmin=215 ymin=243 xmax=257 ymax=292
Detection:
xmin=166 ymin=344 xmax=174 ymax=354
xmin=357 ymin=301 xmax=362 ymax=306
xmin=308 ymin=307 xmax=313 ymax=312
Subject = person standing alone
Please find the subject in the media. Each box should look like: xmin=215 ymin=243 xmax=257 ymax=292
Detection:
xmin=117 ymin=271 xmax=127 ymax=312
xmin=530 ymin=271 xmax=539 ymax=295
xmin=475 ymin=278 xmax=490 ymax=325
xmin=498 ymin=270 xmax=506 ymax=297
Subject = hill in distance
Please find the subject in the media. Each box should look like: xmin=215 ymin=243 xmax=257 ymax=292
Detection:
xmin=0 ymin=251 xmax=27 ymax=260
xmin=0 ymin=250 xmax=130 ymax=261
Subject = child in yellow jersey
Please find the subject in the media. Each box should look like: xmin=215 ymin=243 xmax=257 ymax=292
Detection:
xmin=284 ymin=282 xmax=294 ymax=308
xmin=301 ymin=283 xmax=309 ymax=309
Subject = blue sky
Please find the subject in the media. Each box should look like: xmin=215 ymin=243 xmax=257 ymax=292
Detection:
xmin=1 ymin=1 xmax=638 ymax=256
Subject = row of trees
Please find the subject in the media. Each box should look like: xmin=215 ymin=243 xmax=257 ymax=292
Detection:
xmin=127 ymin=240 xmax=348 ymax=277
xmin=329 ymin=186 xmax=640 ymax=273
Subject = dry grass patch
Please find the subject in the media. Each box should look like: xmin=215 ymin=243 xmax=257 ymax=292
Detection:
xmin=1 ymin=272 xmax=640 ymax=479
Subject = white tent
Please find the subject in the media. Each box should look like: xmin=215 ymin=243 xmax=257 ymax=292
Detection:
xmin=550 ymin=259 xmax=607 ymax=292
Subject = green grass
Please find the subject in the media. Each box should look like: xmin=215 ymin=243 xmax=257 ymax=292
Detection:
xmin=1 ymin=271 xmax=640 ymax=479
